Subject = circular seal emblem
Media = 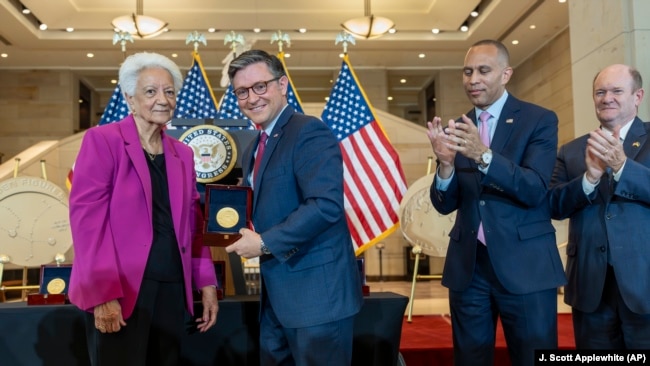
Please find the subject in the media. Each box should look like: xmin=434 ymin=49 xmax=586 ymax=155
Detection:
xmin=0 ymin=177 xmax=72 ymax=267
xmin=216 ymin=207 xmax=239 ymax=229
xmin=47 ymin=278 xmax=66 ymax=294
xmin=180 ymin=125 xmax=238 ymax=183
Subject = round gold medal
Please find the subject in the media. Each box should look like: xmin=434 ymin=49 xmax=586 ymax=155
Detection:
xmin=47 ymin=278 xmax=66 ymax=294
xmin=216 ymin=207 xmax=239 ymax=229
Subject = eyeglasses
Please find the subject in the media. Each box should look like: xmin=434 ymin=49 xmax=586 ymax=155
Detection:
xmin=233 ymin=77 xmax=281 ymax=100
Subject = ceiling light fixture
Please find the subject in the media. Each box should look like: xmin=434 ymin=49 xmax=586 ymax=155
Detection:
xmin=111 ymin=0 xmax=167 ymax=39
xmin=341 ymin=0 xmax=394 ymax=40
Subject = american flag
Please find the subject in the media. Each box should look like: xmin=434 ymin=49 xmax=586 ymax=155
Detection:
xmin=321 ymin=56 xmax=407 ymax=255
xmin=174 ymin=52 xmax=219 ymax=119
xmin=216 ymin=51 xmax=304 ymax=125
xmin=98 ymin=84 xmax=129 ymax=125
xmin=278 ymin=52 xmax=304 ymax=115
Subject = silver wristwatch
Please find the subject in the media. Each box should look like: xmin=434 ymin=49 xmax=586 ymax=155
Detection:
xmin=260 ymin=238 xmax=271 ymax=255
xmin=478 ymin=149 xmax=492 ymax=168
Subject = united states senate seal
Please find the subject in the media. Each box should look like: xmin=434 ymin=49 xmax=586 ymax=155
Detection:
xmin=180 ymin=125 xmax=237 ymax=183
xmin=216 ymin=207 xmax=239 ymax=229
xmin=47 ymin=278 xmax=66 ymax=294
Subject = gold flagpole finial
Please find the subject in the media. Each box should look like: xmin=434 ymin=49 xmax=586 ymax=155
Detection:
xmin=270 ymin=30 xmax=291 ymax=53
xmin=335 ymin=31 xmax=356 ymax=55
xmin=186 ymin=31 xmax=207 ymax=53
xmin=112 ymin=31 xmax=134 ymax=60
xmin=224 ymin=31 xmax=245 ymax=57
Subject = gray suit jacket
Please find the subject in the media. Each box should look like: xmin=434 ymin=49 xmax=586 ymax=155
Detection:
xmin=550 ymin=117 xmax=650 ymax=314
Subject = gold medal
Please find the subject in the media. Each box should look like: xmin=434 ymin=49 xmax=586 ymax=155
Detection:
xmin=216 ymin=207 xmax=239 ymax=229
xmin=47 ymin=278 xmax=66 ymax=294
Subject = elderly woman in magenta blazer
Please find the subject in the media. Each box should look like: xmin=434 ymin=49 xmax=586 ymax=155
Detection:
xmin=68 ymin=52 xmax=218 ymax=366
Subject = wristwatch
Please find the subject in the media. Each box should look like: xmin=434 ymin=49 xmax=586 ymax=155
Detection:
xmin=260 ymin=238 xmax=271 ymax=255
xmin=478 ymin=149 xmax=492 ymax=169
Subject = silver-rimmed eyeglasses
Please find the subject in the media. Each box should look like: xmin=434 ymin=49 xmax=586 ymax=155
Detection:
xmin=233 ymin=77 xmax=281 ymax=100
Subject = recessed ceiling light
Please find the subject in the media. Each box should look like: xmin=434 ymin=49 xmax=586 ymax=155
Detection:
xmin=86 ymin=53 xmax=94 ymax=58
xmin=111 ymin=79 xmax=117 ymax=84
xmin=512 ymin=40 xmax=519 ymax=45
xmin=66 ymin=27 xmax=74 ymax=32
xmin=418 ymin=53 xmax=426 ymax=58
xmin=324 ymin=96 xmax=329 ymax=101
xmin=39 ymin=23 xmax=48 ymax=31
xmin=400 ymin=79 xmax=407 ymax=84
xmin=387 ymin=96 xmax=393 ymax=101
xmin=339 ymin=53 xmax=344 ymax=58
xmin=530 ymin=25 xmax=536 ymax=30
xmin=78 ymin=99 xmax=83 ymax=103
xmin=171 ymin=53 xmax=178 ymax=58
xmin=558 ymin=0 xmax=566 ymax=3
xmin=431 ymin=28 xmax=440 ymax=34
xmin=253 ymin=28 xmax=261 ymax=33
xmin=1 ymin=53 xmax=7 ymax=58
xmin=470 ymin=11 xmax=479 ymax=17
xmin=22 ymin=8 xmax=31 ymax=15
xmin=208 ymin=28 xmax=216 ymax=33
xmin=460 ymin=24 xmax=468 ymax=32
xmin=298 ymin=28 xmax=307 ymax=33
xmin=285 ymin=53 xmax=291 ymax=58
xmin=388 ymin=28 xmax=396 ymax=34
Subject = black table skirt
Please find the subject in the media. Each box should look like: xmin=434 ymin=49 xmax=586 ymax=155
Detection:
xmin=0 ymin=292 xmax=408 ymax=366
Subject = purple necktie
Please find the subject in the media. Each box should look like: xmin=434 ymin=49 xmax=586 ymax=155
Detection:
xmin=477 ymin=111 xmax=491 ymax=245
xmin=253 ymin=132 xmax=268 ymax=183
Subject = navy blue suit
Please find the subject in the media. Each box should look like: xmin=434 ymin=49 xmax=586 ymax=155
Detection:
xmin=241 ymin=106 xmax=363 ymax=364
xmin=431 ymin=95 xmax=566 ymax=366
xmin=550 ymin=117 xmax=650 ymax=348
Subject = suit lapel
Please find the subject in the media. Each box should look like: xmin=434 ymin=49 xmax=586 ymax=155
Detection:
xmin=119 ymin=116 xmax=153 ymax=218
xmin=623 ymin=117 xmax=647 ymax=160
xmin=252 ymin=105 xmax=293 ymax=209
xmin=489 ymin=95 xmax=518 ymax=154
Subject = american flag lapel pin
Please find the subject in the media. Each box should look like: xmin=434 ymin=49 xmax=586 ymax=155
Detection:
xmin=505 ymin=118 xmax=514 ymax=124
xmin=633 ymin=141 xmax=640 ymax=148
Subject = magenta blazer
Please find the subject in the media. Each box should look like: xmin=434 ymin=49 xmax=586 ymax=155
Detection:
xmin=68 ymin=115 xmax=216 ymax=318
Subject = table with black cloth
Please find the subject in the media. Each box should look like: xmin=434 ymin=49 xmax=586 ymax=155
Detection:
xmin=0 ymin=291 xmax=408 ymax=366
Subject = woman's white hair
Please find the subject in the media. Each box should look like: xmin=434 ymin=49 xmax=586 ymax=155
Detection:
xmin=118 ymin=52 xmax=183 ymax=96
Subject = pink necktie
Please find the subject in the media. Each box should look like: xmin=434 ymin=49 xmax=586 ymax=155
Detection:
xmin=479 ymin=111 xmax=491 ymax=146
xmin=477 ymin=111 xmax=491 ymax=245
xmin=253 ymin=132 xmax=268 ymax=182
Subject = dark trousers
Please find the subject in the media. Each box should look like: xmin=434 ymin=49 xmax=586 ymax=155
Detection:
xmin=85 ymin=279 xmax=186 ymax=366
xmin=449 ymin=243 xmax=558 ymax=366
xmin=573 ymin=265 xmax=650 ymax=349
xmin=259 ymin=296 xmax=355 ymax=366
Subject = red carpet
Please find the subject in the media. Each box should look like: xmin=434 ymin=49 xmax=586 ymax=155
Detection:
xmin=399 ymin=314 xmax=575 ymax=366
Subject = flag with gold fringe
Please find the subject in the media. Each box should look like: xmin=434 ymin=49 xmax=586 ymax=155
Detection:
xmin=321 ymin=55 xmax=407 ymax=255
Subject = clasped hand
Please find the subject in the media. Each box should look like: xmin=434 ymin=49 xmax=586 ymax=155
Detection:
xmin=426 ymin=114 xmax=488 ymax=177
xmin=585 ymin=128 xmax=626 ymax=183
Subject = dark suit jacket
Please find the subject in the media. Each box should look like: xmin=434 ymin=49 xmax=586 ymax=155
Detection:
xmin=550 ymin=117 xmax=650 ymax=314
xmin=431 ymin=94 xmax=566 ymax=294
xmin=241 ymin=105 xmax=363 ymax=328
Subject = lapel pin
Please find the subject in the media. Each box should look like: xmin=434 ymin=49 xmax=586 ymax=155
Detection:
xmin=505 ymin=118 xmax=514 ymax=124
xmin=273 ymin=133 xmax=279 ymax=138
xmin=633 ymin=141 xmax=640 ymax=148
